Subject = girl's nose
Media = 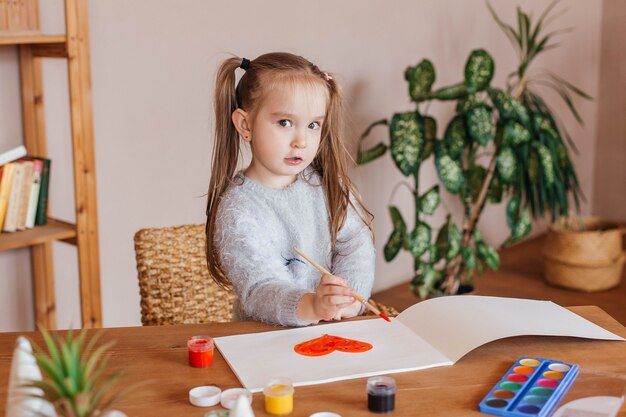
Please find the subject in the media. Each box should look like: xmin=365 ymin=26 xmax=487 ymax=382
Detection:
xmin=291 ymin=133 xmax=307 ymax=149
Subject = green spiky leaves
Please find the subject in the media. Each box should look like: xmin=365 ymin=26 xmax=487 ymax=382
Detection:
xmin=26 ymin=330 xmax=127 ymax=417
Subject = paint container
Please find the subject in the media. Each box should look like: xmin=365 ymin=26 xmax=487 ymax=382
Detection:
xmin=264 ymin=377 xmax=294 ymax=415
xmin=309 ymin=413 xmax=342 ymax=417
xmin=367 ymin=376 xmax=396 ymax=413
xmin=189 ymin=385 xmax=221 ymax=407
xmin=220 ymin=388 xmax=253 ymax=410
xmin=478 ymin=356 xmax=579 ymax=416
xmin=187 ymin=336 xmax=214 ymax=367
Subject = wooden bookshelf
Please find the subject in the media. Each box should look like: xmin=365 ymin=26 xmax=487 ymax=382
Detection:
xmin=0 ymin=0 xmax=102 ymax=329
xmin=0 ymin=34 xmax=64 ymax=45
xmin=0 ymin=218 xmax=77 ymax=251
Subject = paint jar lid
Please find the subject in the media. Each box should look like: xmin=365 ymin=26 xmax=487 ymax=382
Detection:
xmin=309 ymin=413 xmax=342 ymax=417
xmin=189 ymin=385 xmax=222 ymax=407
xmin=188 ymin=336 xmax=214 ymax=352
xmin=366 ymin=376 xmax=397 ymax=395
xmin=264 ymin=377 xmax=294 ymax=398
xmin=220 ymin=388 xmax=253 ymax=409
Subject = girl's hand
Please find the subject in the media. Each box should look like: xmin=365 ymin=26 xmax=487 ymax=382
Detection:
xmin=297 ymin=274 xmax=354 ymax=322
xmin=330 ymin=299 xmax=362 ymax=321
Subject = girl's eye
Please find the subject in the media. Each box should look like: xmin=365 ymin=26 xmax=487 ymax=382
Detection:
xmin=279 ymin=119 xmax=293 ymax=128
xmin=309 ymin=121 xmax=321 ymax=130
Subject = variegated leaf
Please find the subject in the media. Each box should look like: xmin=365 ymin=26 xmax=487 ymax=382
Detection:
xmin=536 ymin=144 xmax=555 ymax=185
xmin=466 ymin=105 xmax=493 ymax=146
xmin=405 ymin=59 xmax=436 ymax=102
xmin=464 ymin=49 xmax=495 ymax=93
xmin=424 ymin=116 xmax=437 ymax=141
xmin=444 ymin=115 xmax=466 ymax=158
xmin=384 ymin=206 xmax=407 ymax=262
xmin=488 ymin=88 xmax=530 ymax=125
xmin=419 ymin=185 xmax=440 ymax=215
xmin=456 ymin=93 xmax=483 ymax=113
xmin=390 ymin=112 xmax=424 ymax=176
xmin=357 ymin=143 xmax=387 ymax=165
xmin=436 ymin=153 xmax=465 ymax=194
xmin=406 ymin=222 xmax=432 ymax=258
xmin=477 ymin=242 xmax=500 ymax=270
xmin=496 ymin=146 xmax=517 ymax=184
xmin=503 ymin=120 xmax=531 ymax=146
xmin=433 ymin=83 xmax=467 ymax=101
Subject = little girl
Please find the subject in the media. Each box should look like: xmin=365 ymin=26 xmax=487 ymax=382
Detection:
xmin=205 ymin=52 xmax=375 ymax=326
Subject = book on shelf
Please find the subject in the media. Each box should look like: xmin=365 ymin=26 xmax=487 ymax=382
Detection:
xmin=33 ymin=157 xmax=50 ymax=226
xmin=0 ymin=145 xmax=27 ymax=166
xmin=2 ymin=162 xmax=25 ymax=232
xmin=16 ymin=160 xmax=34 ymax=231
xmin=0 ymin=163 xmax=16 ymax=231
xmin=24 ymin=159 xmax=43 ymax=229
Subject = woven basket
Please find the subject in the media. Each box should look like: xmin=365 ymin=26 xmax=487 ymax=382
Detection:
xmin=134 ymin=224 xmax=236 ymax=325
xmin=542 ymin=216 xmax=625 ymax=292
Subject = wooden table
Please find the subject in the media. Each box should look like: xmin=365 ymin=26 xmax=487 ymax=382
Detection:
xmin=1 ymin=306 xmax=625 ymax=416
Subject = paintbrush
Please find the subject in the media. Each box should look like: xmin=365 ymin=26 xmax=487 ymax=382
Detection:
xmin=293 ymin=247 xmax=391 ymax=322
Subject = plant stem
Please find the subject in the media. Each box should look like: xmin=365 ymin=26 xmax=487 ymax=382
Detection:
xmin=413 ymin=169 xmax=420 ymax=272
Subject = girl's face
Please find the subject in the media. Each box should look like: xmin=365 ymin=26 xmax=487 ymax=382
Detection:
xmin=240 ymin=81 xmax=327 ymax=189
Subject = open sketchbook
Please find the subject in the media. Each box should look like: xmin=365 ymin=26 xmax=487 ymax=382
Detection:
xmin=214 ymin=296 xmax=624 ymax=393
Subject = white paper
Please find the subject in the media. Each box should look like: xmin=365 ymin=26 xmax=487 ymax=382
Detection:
xmin=553 ymin=396 xmax=624 ymax=417
xmin=214 ymin=296 xmax=624 ymax=392
xmin=397 ymin=296 xmax=624 ymax=362
xmin=216 ymin=318 xmax=451 ymax=392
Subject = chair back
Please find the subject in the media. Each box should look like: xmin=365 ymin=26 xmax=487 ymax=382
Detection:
xmin=134 ymin=224 xmax=235 ymax=325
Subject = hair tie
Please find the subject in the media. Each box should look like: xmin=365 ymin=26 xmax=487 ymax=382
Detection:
xmin=240 ymin=58 xmax=250 ymax=70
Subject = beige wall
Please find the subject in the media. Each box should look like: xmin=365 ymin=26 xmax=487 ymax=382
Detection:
xmin=593 ymin=0 xmax=626 ymax=222
xmin=0 ymin=0 xmax=605 ymax=331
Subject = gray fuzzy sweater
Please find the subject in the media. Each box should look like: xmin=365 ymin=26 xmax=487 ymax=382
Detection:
xmin=214 ymin=169 xmax=375 ymax=326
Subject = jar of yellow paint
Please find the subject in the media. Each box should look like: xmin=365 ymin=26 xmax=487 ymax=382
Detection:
xmin=264 ymin=377 xmax=294 ymax=415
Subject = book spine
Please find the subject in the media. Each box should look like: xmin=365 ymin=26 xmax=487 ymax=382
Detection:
xmin=16 ymin=160 xmax=34 ymax=230
xmin=3 ymin=162 xmax=25 ymax=232
xmin=25 ymin=159 xmax=43 ymax=229
xmin=0 ymin=163 xmax=16 ymax=231
xmin=34 ymin=158 xmax=51 ymax=226
xmin=0 ymin=145 xmax=27 ymax=166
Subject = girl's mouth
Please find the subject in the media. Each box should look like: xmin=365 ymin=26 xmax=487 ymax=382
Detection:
xmin=285 ymin=157 xmax=303 ymax=165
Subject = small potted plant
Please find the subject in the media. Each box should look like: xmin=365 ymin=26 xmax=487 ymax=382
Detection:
xmin=25 ymin=329 xmax=129 ymax=417
xmin=357 ymin=1 xmax=590 ymax=298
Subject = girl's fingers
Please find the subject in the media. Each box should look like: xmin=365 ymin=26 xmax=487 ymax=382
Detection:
xmin=320 ymin=274 xmax=348 ymax=287
xmin=324 ymin=295 xmax=355 ymax=306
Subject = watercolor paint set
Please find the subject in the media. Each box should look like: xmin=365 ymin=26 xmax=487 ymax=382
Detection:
xmin=479 ymin=357 xmax=579 ymax=417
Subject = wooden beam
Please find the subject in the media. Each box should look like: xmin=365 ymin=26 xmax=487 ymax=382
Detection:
xmin=19 ymin=43 xmax=57 ymax=330
xmin=65 ymin=0 xmax=103 ymax=328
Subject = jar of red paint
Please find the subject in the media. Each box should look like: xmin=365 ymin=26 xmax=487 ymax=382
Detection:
xmin=187 ymin=336 xmax=214 ymax=367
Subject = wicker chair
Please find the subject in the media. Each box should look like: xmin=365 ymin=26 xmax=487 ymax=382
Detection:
xmin=134 ymin=224 xmax=398 ymax=326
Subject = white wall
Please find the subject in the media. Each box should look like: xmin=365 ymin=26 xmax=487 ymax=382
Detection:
xmin=0 ymin=0 xmax=603 ymax=331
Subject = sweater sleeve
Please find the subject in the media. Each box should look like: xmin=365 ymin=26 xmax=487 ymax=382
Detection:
xmin=215 ymin=202 xmax=315 ymax=327
xmin=331 ymin=197 xmax=376 ymax=302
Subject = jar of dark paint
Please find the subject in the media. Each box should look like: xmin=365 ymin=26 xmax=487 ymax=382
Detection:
xmin=366 ymin=376 xmax=396 ymax=413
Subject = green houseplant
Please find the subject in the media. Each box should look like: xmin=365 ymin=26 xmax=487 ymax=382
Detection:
xmin=25 ymin=329 xmax=128 ymax=417
xmin=357 ymin=1 xmax=590 ymax=298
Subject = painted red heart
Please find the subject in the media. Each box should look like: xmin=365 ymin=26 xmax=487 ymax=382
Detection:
xmin=294 ymin=334 xmax=373 ymax=356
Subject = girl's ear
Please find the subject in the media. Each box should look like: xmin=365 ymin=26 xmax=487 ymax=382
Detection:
xmin=232 ymin=109 xmax=252 ymax=142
